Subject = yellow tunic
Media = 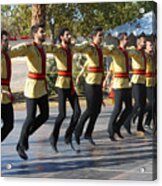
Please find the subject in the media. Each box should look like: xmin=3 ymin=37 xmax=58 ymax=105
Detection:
xmin=47 ymin=44 xmax=73 ymax=89
xmin=72 ymin=43 xmax=104 ymax=85
xmin=102 ymin=46 xmax=130 ymax=89
xmin=145 ymin=53 xmax=156 ymax=87
xmin=127 ymin=47 xmax=146 ymax=85
xmin=1 ymin=52 xmax=12 ymax=104
xmin=11 ymin=42 xmax=48 ymax=99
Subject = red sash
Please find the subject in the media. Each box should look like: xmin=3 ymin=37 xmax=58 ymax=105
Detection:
xmin=114 ymin=73 xmax=129 ymax=78
xmin=132 ymin=70 xmax=145 ymax=75
xmin=28 ymin=72 xmax=46 ymax=79
xmin=88 ymin=67 xmax=104 ymax=73
xmin=146 ymin=72 xmax=155 ymax=77
xmin=58 ymin=71 xmax=72 ymax=77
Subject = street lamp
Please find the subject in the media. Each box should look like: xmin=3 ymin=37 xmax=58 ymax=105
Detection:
xmin=49 ymin=16 xmax=55 ymax=44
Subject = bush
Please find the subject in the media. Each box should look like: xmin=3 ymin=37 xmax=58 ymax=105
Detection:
xmin=46 ymin=57 xmax=57 ymax=95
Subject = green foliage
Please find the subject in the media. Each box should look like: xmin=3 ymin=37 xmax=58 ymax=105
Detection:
xmin=1 ymin=2 xmax=155 ymax=37
xmin=1 ymin=5 xmax=32 ymax=36
xmin=72 ymin=54 xmax=87 ymax=95
xmin=46 ymin=57 xmax=57 ymax=95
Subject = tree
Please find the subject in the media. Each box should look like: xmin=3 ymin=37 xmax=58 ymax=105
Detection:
xmin=1 ymin=2 xmax=155 ymax=37
xmin=31 ymin=4 xmax=46 ymax=26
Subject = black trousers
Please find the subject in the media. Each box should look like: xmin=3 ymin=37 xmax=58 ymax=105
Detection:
xmin=75 ymin=83 xmax=102 ymax=138
xmin=1 ymin=103 xmax=14 ymax=142
xmin=154 ymin=84 xmax=157 ymax=133
xmin=51 ymin=88 xmax=81 ymax=144
xmin=125 ymin=84 xmax=146 ymax=131
xmin=108 ymin=88 xmax=132 ymax=136
xmin=18 ymin=94 xmax=49 ymax=150
xmin=145 ymin=87 xmax=156 ymax=127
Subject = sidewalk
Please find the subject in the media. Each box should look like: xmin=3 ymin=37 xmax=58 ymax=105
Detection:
xmin=1 ymin=106 xmax=157 ymax=180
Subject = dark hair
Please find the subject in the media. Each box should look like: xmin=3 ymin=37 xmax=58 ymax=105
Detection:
xmin=30 ymin=23 xmax=45 ymax=38
xmin=137 ymin=33 xmax=146 ymax=39
xmin=90 ymin=26 xmax=103 ymax=38
xmin=118 ymin=32 xmax=127 ymax=41
xmin=57 ymin=27 xmax=69 ymax=43
xmin=1 ymin=30 xmax=9 ymax=39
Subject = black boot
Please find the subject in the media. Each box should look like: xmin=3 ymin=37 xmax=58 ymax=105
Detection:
xmin=124 ymin=124 xmax=132 ymax=135
xmin=16 ymin=144 xmax=28 ymax=160
xmin=49 ymin=135 xmax=58 ymax=153
xmin=115 ymin=130 xmax=124 ymax=139
xmin=84 ymin=135 xmax=96 ymax=146
xmin=107 ymin=130 xmax=117 ymax=141
xmin=74 ymin=131 xmax=81 ymax=145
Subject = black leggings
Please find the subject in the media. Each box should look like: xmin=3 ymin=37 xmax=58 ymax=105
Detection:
xmin=1 ymin=103 xmax=14 ymax=142
xmin=18 ymin=94 xmax=49 ymax=150
xmin=125 ymin=84 xmax=146 ymax=131
xmin=108 ymin=88 xmax=132 ymax=136
xmin=51 ymin=88 xmax=81 ymax=144
xmin=145 ymin=87 xmax=156 ymax=127
xmin=75 ymin=83 xmax=102 ymax=138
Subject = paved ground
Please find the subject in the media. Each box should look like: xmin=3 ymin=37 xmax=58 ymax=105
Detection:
xmin=1 ymin=105 xmax=157 ymax=181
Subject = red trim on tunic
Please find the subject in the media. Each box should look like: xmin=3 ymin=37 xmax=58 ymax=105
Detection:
xmin=60 ymin=45 xmax=75 ymax=95
xmin=31 ymin=42 xmax=47 ymax=91
xmin=118 ymin=47 xmax=129 ymax=74
xmin=1 ymin=52 xmax=11 ymax=89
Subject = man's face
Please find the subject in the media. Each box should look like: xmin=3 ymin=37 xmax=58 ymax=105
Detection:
xmin=34 ymin=27 xmax=46 ymax=42
xmin=146 ymin=41 xmax=153 ymax=53
xmin=123 ymin=35 xmax=128 ymax=47
xmin=139 ymin=37 xmax=146 ymax=49
xmin=61 ymin=30 xmax=72 ymax=44
xmin=93 ymin=31 xmax=104 ymax=45
xmin=1 ymin=34 xmax=9 ymax=51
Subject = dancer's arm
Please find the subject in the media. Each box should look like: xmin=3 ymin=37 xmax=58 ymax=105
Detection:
xmin=76 ymin=61 xmax=89 ymax=85
xmin=10 ymin=43 xmax=32 ymax=58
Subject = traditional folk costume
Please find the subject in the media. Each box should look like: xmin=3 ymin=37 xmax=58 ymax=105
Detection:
xmin=1 ymin=51 xmax=14 ymax=142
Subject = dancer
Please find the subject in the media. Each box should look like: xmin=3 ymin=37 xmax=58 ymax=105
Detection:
xmin=103 ymin=32 xmax=132 ymax=141
xmin=125 ymin=34 xmax=147 ymax=135
xmin=74 ymin=27 xmax=104 ymax=145
xmin=11 ymin=24 xmax=49 ymax=160
xmin=144 ymin=40 xmax=156 ymax=129
xmin=49 ymin=28 xmax=81 ymax=152
xmin=1 ymin=30 xmax=14 ymax=142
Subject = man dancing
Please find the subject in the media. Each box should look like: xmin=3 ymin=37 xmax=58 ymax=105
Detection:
xmin=1 ymin=30 xmax=14 ymax=142
xmin=11 ymin=24 xmax=49 ymax=160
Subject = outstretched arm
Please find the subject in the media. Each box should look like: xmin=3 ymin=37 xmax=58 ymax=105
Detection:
xmin=10 ymin=43 xmax=31 ymax=58
xmin=102 ymin=45 xmax=115 ymax=56
xmin=72 ymin=41 xmax=92 ymax=55
xmin=127 ymin=46 xmax=137 ymax=58
xmin=43 ymin=43 xmax=60 ymax=55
